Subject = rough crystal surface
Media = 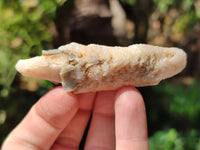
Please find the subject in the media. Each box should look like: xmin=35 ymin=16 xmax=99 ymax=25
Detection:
xmin=15 ymin=42 xmax=187 ymax=93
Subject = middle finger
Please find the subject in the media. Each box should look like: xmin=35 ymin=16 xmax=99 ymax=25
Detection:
xmin=85 ymin=91 xmax=116 ymax=150
xmin=51 ymin=92 xmax=96 ymax=150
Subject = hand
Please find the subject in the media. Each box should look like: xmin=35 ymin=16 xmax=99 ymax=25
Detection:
xmin=2 ymin=86 xmax=148 ymax=150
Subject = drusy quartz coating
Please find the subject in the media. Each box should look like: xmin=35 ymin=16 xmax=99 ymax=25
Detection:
xmin=16 ymin=42 xmax=187 ymax=93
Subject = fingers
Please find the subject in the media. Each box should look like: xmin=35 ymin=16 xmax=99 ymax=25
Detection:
xmin=115 ymin=87 xmax=149 ymax=150
xmin=2 ymin=87 xmax=79 ymax=150
xmin=51 ymin=92 xmax=96 ymax=150
xmin=84 ymin=91 xmax=116 ymax=150
xmin=2 ymin=86 xmax=149 ymax=150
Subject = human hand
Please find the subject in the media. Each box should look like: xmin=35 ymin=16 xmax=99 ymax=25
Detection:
xmin=2 ymin=86 xmax=148 ymax=150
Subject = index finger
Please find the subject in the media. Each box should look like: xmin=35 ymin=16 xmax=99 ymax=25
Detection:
xmin=2 ymin=87 xmax=79 ymax=150
xmin=115 ymin=87 xmax=149 ymax=150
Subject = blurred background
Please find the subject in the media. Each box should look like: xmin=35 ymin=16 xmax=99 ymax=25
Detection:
xmin=0 ymin=0 xmax=200 ymax=149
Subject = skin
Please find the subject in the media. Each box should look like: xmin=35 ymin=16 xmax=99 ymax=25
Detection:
xmin=2 ymin=86 xmax=148 ymax=150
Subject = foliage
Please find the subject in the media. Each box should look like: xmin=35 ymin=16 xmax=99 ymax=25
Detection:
xmin=0 ymin=0 xmax=60 ymax=97
xmin=153 ymin=0 xmax=196 ymax=13
xmin=120 ymin=0 xmax=136 ymax=6
xmin=153 ymin=0 xmax=174 ymax=13
xmin=152 ymin=0 xmax=200 ymax=41
xmin=149 ymin=128 xmax=200 ymax=150
xmin=149 ymin=128 xmax=184 ymax=150
xmin=153 ymin=80 xmax=200 ymax=123
xmin=140 ymin=79 xmax=200 ymax=149
xmin=125 ymin=0 xmax=136 ymax=5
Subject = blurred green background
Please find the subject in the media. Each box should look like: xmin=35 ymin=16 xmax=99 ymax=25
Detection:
xmin=0 ymin=0 xmax=200 ymax=149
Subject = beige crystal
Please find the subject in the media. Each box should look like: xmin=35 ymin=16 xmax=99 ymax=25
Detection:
xmin=15 ymin=42 xmax=187 ymax=93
